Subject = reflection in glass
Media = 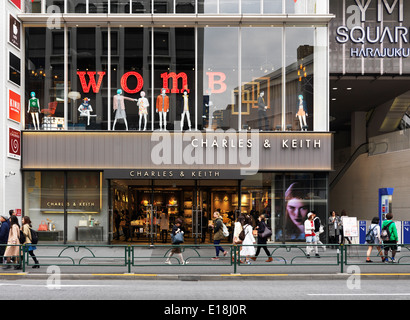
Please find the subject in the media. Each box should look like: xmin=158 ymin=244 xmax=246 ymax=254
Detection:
xmin=89 ymin=0 xmax=109 ymax=13
xmin=242 ymin=0 xmax=261 ymax=14
xmin=67 ymin=0 xmax=87 ymax=13
xmin=219 ymin=0 xmax=239 ymax=13
xmin=198 ymin=27 xmax=239 ymax=130
xmin=176 ymin=0 xmax=195 ymax=13
xmin=132 ymin=0 xmax=152 ymax=13
xmin=111 ymin=0 xmax=131 ymax=13
xmin=154 ymin=28 xmax=195 ymax=131
xmin=68 ymin=27 xmax=108 ymax=130
xmin=285 ymin=27 xmax=314 ymax=131
xmin=25 ymin=28 xmax=65 ymax=130
xmin=241 ymin=27 xmax=282 ymax=131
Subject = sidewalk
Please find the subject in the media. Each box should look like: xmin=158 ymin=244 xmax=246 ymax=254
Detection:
xmin=1 ymin=245 xmax=409 ymax=280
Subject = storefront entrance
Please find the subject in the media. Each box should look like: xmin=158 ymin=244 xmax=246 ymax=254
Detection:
xmin=110 ymin=180 xmax=240 ymax=245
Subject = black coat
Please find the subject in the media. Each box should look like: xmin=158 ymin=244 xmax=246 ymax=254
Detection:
xmin=257 ymin=220 xmax=269 ymax=244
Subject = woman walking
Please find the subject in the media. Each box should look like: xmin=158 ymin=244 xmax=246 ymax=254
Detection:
xmin=252 ymin=214 xmax=273 ymax=262
xmin=365 ymin=217 xmax=383 ymax=263
xmin=3 ymin=216 xmax=21 ymax=270
xmin=165 ymin=219 xmax=185 ymax=265
xmin=232 ymin=214 xmax=245 ymax=263
xmin=240 ymin=215 xmax=256 ymax=264
xmin=22 ymin=216 xmax=40 ymax=268
xmin=211 ymin=210 xmax=228 ymax=260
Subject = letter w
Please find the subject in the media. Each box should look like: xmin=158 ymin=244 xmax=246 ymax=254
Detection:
xmin=77 ymin=71 xmax=106 ymax=93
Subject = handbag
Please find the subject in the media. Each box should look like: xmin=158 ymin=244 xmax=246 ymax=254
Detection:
xmin=38 ymin=221 xmax=48 ymax=231
xmin=260 ymin=225 xmax=273 ymax=238
xmin=172 ymin=232 xmax=184 ymax=244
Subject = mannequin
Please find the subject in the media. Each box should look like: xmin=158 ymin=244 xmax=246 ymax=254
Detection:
xmin=78 ymin=97 xmax=93 ymax=126
xmin=113 ymin=89 xmax=134 ymax=131
xmin=180 ymin=90 xmax=192 ymax=131
xmin=205 ymin=89 xmax=214 ymax=131
xmin=28 ymin=92 xmax=40 ymax=130
xmin=257 ymin=91 xmax=269 ymax=131
xmin=137 ymin=91 xmax=149 ymax=131
xmin=296 ymin=94 xmax=308 ymax=131
xmin=156 ymin=88 xmax=169 ymax=131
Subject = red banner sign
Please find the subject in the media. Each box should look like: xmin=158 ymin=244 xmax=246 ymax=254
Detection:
xmin=8 ymin=90 xmax=21 ymax=123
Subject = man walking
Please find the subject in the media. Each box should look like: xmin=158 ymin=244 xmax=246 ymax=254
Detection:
xmin=0 ymin=215 xmax=10 ymax=265
xmin=304 ymin=212 xmax=319 ymax=258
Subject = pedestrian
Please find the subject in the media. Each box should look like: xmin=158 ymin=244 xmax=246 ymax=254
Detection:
xmin=365 ymin=217 xmax=383 ymax=263
xmin=3 ymin=216 xmax=21 ymax=269
xmin=0 ymin=215 xmax=10 ymax=265
xmin=304 ymin=212 xmax=319 ymax=258
xmin=240 ymin=215 xmax=256 ymax=264
xmin=252 ymin=214 xmax=273 ymax=262
xmin=21 ymin=216 xmax=40 ymax=268
xmin=232 ymin=214 xmax=245 ymax=263
xmin=328 ymin=211 xmax=340 ymax=248
xmin=165 ymin=218 xmax=185 ymax=265
xmin=312 ymin=211 xmax=326 ymax=252
xmin=382 ymin=213 xmax=398 ymax=263
xmin=159 ymin=209 xmax=169 ymax=243
xmin=211 ymin=209 xmax=228 ymax=260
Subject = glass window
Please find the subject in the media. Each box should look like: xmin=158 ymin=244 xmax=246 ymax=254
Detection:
xmin=198 ymin=27 xmax=239 ymax=130
xmin=111 ymin=0 xmax=131 ymax=13
xmin=66 ymin=172 xmax=107 ymax=242
xmin=285 ymin=27 xmax=314 ymax=131
xmin=263 ymin=0 xmax=282 ymax=13
xmin=176 ymin=0 xmax=195 ymax=13
xmin=287 ymin=0 xmax=318 ymax=14
xmin=198 ymin=0 xmax=218 ymax=13
xmin=46 ymin=0 xmax=64 ymax=13
xmin=241 ymin=27 xmax=282 ymax=131
xmin=89 ymin=0 xmax=109 ymax=13
xmin=25 ymin=28 xmax=64 ymax=130
xmin=112 ymin=27 xmax=151 ymax=131
xmin=25 ymin=0 xmax=42 ymax=13
xmin=154 ymin=0 xmax=172 ymax=13
xmin=9 ymin=52 xmax=21 ymax=87
xmin=23 ymin=171 xmax=65 ymax=242
xmin=67 ymin=0 xmax=87 ymax=13
xmin=132 ymin=0 xmax=152 ymax=13
xmin=68 ymin=27 xmax=108 ymax=130
xmin=242 ymin=0 xmax=261 ymax=14
xmin=220 ymin=0 xmax=239 ymax=14
xmin=154 ymin=27 xmax=195 ymax=131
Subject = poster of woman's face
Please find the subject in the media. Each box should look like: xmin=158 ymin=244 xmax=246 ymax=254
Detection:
xmin=283 ymin=181 xmax=314 ymax=241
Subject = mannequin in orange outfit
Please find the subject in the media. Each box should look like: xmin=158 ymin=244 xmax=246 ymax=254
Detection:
xmin=156 ymin=88 xmax=169 ymax=131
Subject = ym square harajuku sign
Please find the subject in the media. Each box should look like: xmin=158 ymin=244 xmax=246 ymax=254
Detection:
xmin=330 ymin=0 xmax=410 ymax=74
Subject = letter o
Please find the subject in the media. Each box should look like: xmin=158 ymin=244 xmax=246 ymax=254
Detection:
xmin=121 ymin=72 xmax=144 ymax=94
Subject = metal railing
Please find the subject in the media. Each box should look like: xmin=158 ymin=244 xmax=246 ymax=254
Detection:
xmin=0 ymin=243 xmax=408 ymax=274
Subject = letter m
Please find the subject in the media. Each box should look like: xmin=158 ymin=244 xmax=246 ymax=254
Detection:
xmin=378 ymin=0 xmax=403 ymax=22
xmin=77 ymin=71 xmax=106 ymax=93
xmin=161 ymin=72 xmax=190 ymax=94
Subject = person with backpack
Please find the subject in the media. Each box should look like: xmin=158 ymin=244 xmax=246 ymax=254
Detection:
xmin=365 ymin=217 xmax=383 ymax=263
xmin=211 ymin=210 xmax=228 ymax=260
xmin=22 ymin=216 xmax=40 ymax=268
xmin=381 ymin=213 xmax=398 ymax=263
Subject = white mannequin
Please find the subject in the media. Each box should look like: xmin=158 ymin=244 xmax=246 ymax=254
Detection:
xmin=78 ymin=98 xmax=93 ymax=126
xmin=28 ymin=92 xmax=40 ymax=130
xmin=180 ymin=90 xmax=192 ymax=131
xmin=137 ymin=91 xmax=149 ymax=131
xmin=296 ymin=94 xmax=308 ymax=131
xmin=156 ymin=88 xmax=169 ymax=131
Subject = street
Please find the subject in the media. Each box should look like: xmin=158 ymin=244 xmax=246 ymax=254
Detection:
xmin=1 ymin=279 xmax=410 ymax=301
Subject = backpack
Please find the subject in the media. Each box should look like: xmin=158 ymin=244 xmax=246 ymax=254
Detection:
xmin=222 ymin=222 xmax=229 ymax=237
xmin=381 ymin=221 xmax=393 ymax=241
xmin=30 ymin=228 xmax=39 ymax=245
xmin=365 ymin=225 xmax=377 ymax=243
xmin=19 ymin=230 xmax=26 ymax=244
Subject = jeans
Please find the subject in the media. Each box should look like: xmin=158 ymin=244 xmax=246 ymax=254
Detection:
xmin=214 ymin=240 xmax=225 ymax=257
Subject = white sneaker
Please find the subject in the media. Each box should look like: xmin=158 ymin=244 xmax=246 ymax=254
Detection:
xmin=165 ymin=260 xmax=171 ymax=265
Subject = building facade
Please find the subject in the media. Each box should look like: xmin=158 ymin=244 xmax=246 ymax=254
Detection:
xmin=2 ymin=0 xmax=332 ymax=244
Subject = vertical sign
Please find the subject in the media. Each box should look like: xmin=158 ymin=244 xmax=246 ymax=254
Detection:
xmin=9 ymin=14 xmax=21 ymax=50
xmin=8 ymin=90 xmax=21 ymax=123
xmin=359 ymin=221 xmax=367 ymax=244
xmin=8 ymin=0 xmax=21 ymax=11
xmin=7 ymin=127 xmax=21 ymax=160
